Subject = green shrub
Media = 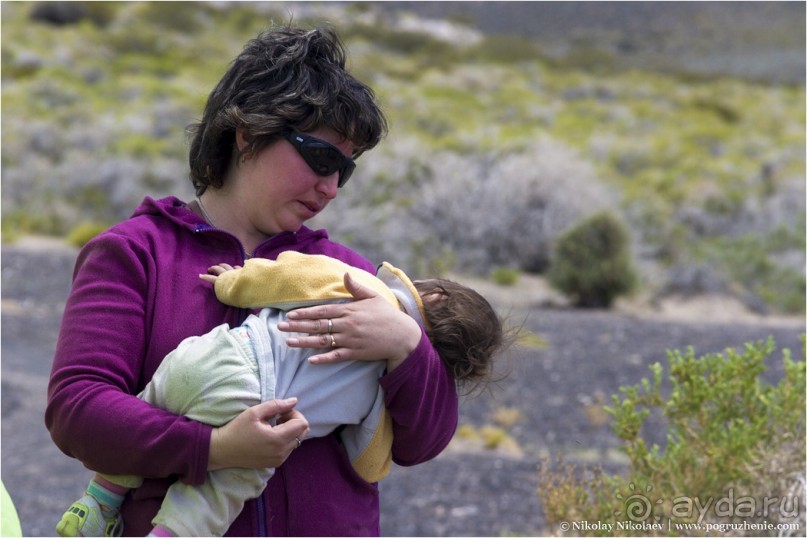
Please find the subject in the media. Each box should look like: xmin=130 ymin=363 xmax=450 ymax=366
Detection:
xmin=491 ymin=266 xmax=520 ymax=286
xmin=696 ymin=232 xmax=806 ymax=314
xmin=517 ymin=330 xmax=549 ymax=350
xmin=538 ymin=337 xmax=806 ymax=536
xmin=547 ymin=212 xmax=638 ymax=308
xmin=67 ymin=221 xmax=108 ymax=247
xmin=465 ymin=35 xmax=544 ymax=64
xmin=610 ymin=338 xmax=805 ymax=496
xmin=1 ymin=209 xmax=65 ymax=240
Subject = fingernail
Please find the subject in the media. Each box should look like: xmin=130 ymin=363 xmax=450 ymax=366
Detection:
xmin=286 ymin=311 xmax=299 ymax=319
xmin=286 ymin=337 xmax=299 ymax=346
xmin=277 ymin=321 xmax=290 ymax=330
xmin=285 ymin=397 xmax=298 ymax=404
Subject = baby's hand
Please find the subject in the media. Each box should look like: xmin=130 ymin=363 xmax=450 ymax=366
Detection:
xmin=199 ymin=263 xmax=241 ymax=284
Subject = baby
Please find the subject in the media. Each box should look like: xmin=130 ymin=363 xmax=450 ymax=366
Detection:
xmin=57 ymin=251 xmax=505 ymax=537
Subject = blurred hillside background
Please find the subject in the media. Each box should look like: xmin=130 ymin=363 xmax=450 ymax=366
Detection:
xmin=2 ymin=0 xmax=805 ymax=314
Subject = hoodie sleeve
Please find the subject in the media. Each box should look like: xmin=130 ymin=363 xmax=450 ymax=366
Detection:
xmin=45 ymin=231 xmax=210 ymax=485
xmin=379 ymin=329 xmax=459 ymax=465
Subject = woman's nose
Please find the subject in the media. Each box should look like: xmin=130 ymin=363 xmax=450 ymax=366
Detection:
xmin=316 ymin=174 xmax=339 ymax=198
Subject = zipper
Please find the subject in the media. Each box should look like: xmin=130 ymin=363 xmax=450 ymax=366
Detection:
xmin=196 ymin=223 xmax=268 ymax=534
xmin=194 ymin=225 xmax=251 ymax=262
xmin=255 ymin=489 xmax=268 ymax=536
xmin=194 ymin=224 xmax=301 ymax=263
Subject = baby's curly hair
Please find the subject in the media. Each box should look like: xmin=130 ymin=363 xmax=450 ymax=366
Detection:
xmin=415 ymin=279 xmax=507 ymax=392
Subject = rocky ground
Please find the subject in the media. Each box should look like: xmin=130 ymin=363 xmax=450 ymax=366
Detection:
xmin=1 ymin=238 xmax=803 ymax=536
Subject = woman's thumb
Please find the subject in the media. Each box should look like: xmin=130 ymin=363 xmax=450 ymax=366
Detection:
xmin=255 ymin=397 xmax=298 ymax=420
xmin=344 ymin=272 xmax=377 ymax=300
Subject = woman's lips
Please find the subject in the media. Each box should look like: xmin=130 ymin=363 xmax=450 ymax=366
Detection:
xmin=298 ymin=200 xmax=323 ymax=216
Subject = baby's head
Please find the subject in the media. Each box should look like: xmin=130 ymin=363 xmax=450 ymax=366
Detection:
xmin=414 ymin=279 xmax=506 ymax=390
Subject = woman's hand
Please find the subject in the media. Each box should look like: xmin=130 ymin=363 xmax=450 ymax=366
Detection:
xmin=208 ymin=398 xmax=309 ymax=471
xmin=278 ymin=273 xmax=422 ymax=371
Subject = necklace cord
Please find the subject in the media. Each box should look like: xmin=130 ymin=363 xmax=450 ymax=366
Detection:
xmin=196 ymin=195 xmax=216 ymax=228
xmin=196 ymin=196 xmax=256 ymax=259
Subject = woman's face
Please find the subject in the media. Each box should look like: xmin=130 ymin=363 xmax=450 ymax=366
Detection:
xmin=238 ymin=127 xmax=353 ymax=236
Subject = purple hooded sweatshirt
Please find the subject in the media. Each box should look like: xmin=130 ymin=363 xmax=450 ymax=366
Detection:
xmin=46 ymin=196 xmax=458 ymax=536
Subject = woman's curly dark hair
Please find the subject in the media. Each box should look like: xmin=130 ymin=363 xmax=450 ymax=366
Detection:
xmin=187 ymin=25 xmax=388 ymax=194
xmin=415 ymin=279 xmax=508 ymax=392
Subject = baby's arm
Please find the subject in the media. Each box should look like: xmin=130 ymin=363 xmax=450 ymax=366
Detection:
xmin=199 ymin=262 xmax=240 ymax=285
xmin=199 ymin=259 xmax=292 ymax=308
xmin=200 ymin=256 xmax=333 ymax=309
xmin=199 ymin=252 xmax=394 ymax=310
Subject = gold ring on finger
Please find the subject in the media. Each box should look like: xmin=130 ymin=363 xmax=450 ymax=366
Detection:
xmin=327 ymin=319 xmax=333 ymax=334
xmin=330 ymin=335 xmax=337 ymax=348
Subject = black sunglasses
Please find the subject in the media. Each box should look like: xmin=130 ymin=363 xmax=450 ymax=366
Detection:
xmin=285 ymin=132 xmax=356 ymax=188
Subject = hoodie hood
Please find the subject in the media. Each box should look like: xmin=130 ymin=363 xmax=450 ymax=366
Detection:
xmin=376 ymin=262 xmax=431 ymax=333
xmin=128 ymin=196 xmax=332 ymax=258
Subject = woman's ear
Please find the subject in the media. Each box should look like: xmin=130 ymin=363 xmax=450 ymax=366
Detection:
xmin=235 ymin=129 xmax=254 ymax=163
xmin=235 ymin=129 xmax=250 ymax=153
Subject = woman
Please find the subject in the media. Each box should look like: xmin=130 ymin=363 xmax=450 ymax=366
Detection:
xmin=46 ymin=26 xmax=458 ymax=536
